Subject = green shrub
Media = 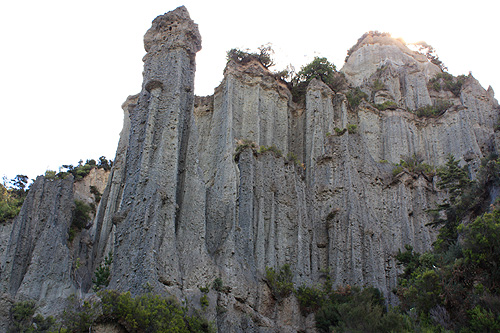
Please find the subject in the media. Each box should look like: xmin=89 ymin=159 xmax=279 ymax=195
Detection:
xmin=414 ymin=100 xmax=451 ymax=118
xmin=212 ymin=277 xmax=230 ymax=293
xmin=92 ymin=252 xmax=113 ymax=292
xmin=290 ymin=57 xmax=344 ymax=102
xmin=61 ymin=295 xmax=100 ymax=332
xmin=286 ymin=152 xmax=302 ymax=167
xmin=296 ymin=285 xmax=324 ymax=313
xmin=89 ymin=185 xmax=102 ymax=203
xmin=334 ymin=127 xmax=347 ymax=136
xmin=200 ymin=294 xmax=209 ymax=310
xmin=265 ymin=264 xmax=293 ymax=301
xmin=99 ymin=291 xmax=214 ymax=332
xmin=226 ymin=44 xmax=275 ymax=68
xmin=0 ymin=177 xmax=29 ymax=223
xmin=347 ymin=124 xmax=357 ymax=134
xmin=428 ymin=72 xmax=467 ymax=97
xmin=468 ymin=306 xmax=500 ymax=332
xmin=8 ymin=300 xmax=56 ymax=333
xmin=44 ymin=170 xmax=56 ymax=180
xmin=69 ymin=200 xmax=92 ymax=242
xmin=346 ymin=87 xmax=368 ymax=108
xmin=391 ymin=154 xmax=435 ymax=178
xmin=314 ymin=284 xmax=408 ymax=333
xmin=296 ymin=57 xmax=336 ymax=87
xmin=257 ymin=145 xmax=282 ymax=157
xmin=374 ymin=100 xmax=397 ymax=111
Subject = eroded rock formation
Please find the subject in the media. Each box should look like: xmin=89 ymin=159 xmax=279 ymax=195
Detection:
xmin=1 ymin=6 xmax=499 ymax=332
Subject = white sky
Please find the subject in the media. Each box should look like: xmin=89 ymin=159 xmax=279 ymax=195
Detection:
xmin=1 ymin=0 xmax=499 ymax=182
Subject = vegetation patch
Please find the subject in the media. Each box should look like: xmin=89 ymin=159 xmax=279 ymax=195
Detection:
xmin=59 ymin=291 xmax=214 ymax=332
xmin=257 ymin=145 xmax=282 ymax=157
xmin=413 ymin=100 xmax=452 ymax=118
xmin=347 ymin=124 xmax=357 ymax=134
xmin=212 ymin=277 xmax=231 ymax=293
xmin=8 ymin=300 xmax=57 ymax=332
xmin=334 ymin=127 xmax=347 ymax=136
xmin=92 ymin=252 xmax=113 ymax=292
xmin=290 ymin=57 xmax=345 ymax=102
xmin=227 ymin=44 xmax=275 ymax=69
xmin=345 ymin=87 xmax=369 ymax=108
xmin=0 ymin=175 xmax=29 ymax=223
xmin=56 ymin=157 xmax=112 ymax=181
xmin=69 ymin=200 xmax=92 ymax=242
xmin=428 ymin=72 xmax=467 ymax=97
xmin=394 ymin=154 xmax=500 ymax=331
xmin=265 ymin=264 xmax=293 ymax=301
xmin=391 ymin=153 xmax=435 ymax=177
xmin=374 ymin=100 xmax=397 ymax=111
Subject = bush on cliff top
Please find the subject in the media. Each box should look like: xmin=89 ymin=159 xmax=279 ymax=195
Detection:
xmin=0 ymin=175 xmax=29 ymax=223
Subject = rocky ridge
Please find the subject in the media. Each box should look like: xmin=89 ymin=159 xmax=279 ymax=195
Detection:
xmin=1 ymin=6 xmax=499 ymax=332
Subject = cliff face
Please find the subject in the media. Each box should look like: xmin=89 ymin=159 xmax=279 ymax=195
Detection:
xmin=1 ymin=6 xmax=499 ymax=332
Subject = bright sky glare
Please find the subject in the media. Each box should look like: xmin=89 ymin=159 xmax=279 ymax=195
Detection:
xmin=1 ymin=0 xmax=499 ymax=182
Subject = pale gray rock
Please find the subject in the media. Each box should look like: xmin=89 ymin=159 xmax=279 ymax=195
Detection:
xmin=0 ymin=176 xmax=76 ymax=317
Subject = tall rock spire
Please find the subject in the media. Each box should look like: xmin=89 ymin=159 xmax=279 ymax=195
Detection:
xmin=106 ymin=6 xmax=205 ymax=293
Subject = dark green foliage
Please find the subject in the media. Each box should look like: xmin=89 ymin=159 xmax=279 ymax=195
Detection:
xmin=98 ymin=156 xmax=112 ymax=171
xmin=307 ymin=282 xmax=408 ymax=333
xmin=334 ymin=127 xmax=347 ymax=136
xmin=414 ymin=99 xmax=452 ymax=118
xmin=467 ymin=306 xmax=500 ymax=332
xmin=226 ymin=44 xmax=275 ymax=68
xmin=200 ymin=294 xmax=209 ymax=310
xmin=44 ymin=170 xmax=56 ymax=180
xmin=392 ymin=153 xmax=435 ymax=177
xmin=459 ymin=209 xmax=500 ymax=290
xmin=56 ymin=157 xmax=113 ymax=181
xmin=296 ymin=57 xmax=336 ymax=87
xmin=290 ymin=57 xmax=344 ymax=102
xmin=257 ymin=145 xmax=282 ymax=157
xmin=62 ymin=291 xmax=214 ymax=332
xmin=347 ymin=124 xmax=357 ymax=134
xmin=212 ymin=277 xmax=223 ymax=292
xmin=286 ymin=152 xmax=304 ymax=169
xmin=9 ymin=300 xmax=56 ymax=332
xmin=428 ymin=72 xmax=467 ymax=97
xmin=395 ymin=248 xmax=442 ymax=314
xmin=100 ymin=291 xmax=214 ymax=332
xmin=212 ymin=277 xmax=230 ymax=293
xmin=431 ymin=154 xmax=473 ymax=251
xmin=92 ymin=252 xmax=113 ymax=292
xmin=394 ymin=154 xmax=500 ymax=330
xmin=69 ymin=200 xmax=91 ymax=242
xmin=296 ymin=285 xmax=324 ymax=314
xmin=265 ymin=264 xmax=293 ymax=301
xmin=61 ymin=295 xmax=100 ymax=332
xmin=345 ymin=87 xmax=369 ymax=108
xmin=0 ymin=175 xmax=29 ymax=223
xmin=89 ymin=185 xmax=101 ymax=203
xmin=374 ymin=100 xmax=397 ymax=111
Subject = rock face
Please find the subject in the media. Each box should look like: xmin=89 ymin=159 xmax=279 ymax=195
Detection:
xmin=0 ymin=176 xmax=76 ymax=317
xmin=1 ymin=8 xmax=499 ymax=332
